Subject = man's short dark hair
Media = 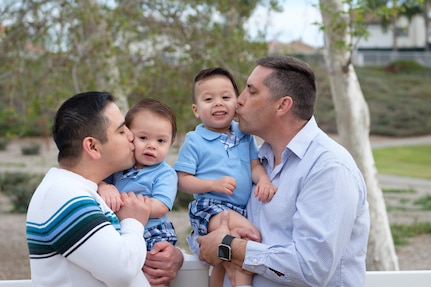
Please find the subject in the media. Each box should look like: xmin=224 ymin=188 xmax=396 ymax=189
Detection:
xmin=53 ymin=91 xmax=114 ymax=165
xmin=257 ymin=55 xmax=317 ymax=120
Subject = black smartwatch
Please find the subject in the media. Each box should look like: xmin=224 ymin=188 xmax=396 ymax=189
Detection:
xmin=218 ymin=234 xmax=235 ymax=262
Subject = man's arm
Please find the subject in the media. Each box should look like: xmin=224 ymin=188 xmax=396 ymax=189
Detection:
xmin=67 ymin=192 xmax=151 ymax=286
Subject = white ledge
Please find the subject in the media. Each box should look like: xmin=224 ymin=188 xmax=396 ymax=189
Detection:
xmin=1 ymin=255 xmax=431 ymax=287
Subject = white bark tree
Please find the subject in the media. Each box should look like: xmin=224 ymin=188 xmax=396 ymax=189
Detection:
xmin=319 ymin=0 xmax=399 ymax=270
xmin=77 ymin=0 xmax=129 ymax=113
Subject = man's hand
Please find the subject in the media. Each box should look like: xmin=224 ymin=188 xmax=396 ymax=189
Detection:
xmin=196 ymin=210 xmax=231 ymax=265
xmin=197 ymin=210 xmax=258 ymax=266
xmin=115 ymin=192 xmax=151 ymax=225
xmin=142 ymin=241 xmax=184 ymax=285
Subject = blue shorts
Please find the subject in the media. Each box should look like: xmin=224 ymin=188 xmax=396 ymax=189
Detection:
xmin=189 ymin=198 xmax=247 ymax=236
xmin=144 ymin=221 xmax=177 ymax=251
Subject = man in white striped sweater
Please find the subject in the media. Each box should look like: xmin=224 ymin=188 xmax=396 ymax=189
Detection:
xmin=26 ymin=91 xmax=183 ymax=287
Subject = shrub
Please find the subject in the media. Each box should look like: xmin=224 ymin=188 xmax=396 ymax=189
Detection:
xmin=0 ymin=138 xmax=9 ymax=151
xmin=391 ymin=222 xmax=431 ymax=245
xmin=385 ymin=60 xmax=425 ymax=74
xmin=0 ymin=172 xmax=43 ymax=213
xmin=21 ymin=142 xmax=41 ymax=155
xmin=172 ymin=191 xmax=193 ymax=211
xmin=0 ymin=108 xmax=25 ymax=138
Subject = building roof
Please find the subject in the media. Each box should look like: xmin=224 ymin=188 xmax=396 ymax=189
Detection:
xmin=268 ymin=40 xmax=319 ymax=54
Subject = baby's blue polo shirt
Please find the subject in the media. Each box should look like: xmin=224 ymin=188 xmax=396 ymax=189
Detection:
xmin=109 ymin=161 xmax=178 ymax=228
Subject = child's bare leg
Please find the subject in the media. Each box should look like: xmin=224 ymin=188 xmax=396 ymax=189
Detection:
xmin=208 ymin=210 xmax=261 ymax=242
xmin=209 ymin=264 xmax=225 ymax=287
xmin=208 ymin=210 xmax=261 ymax=287
xmin=224 ymin=262 xmax=253 ymax=287
xmin=232 ymin=267 xmax=252 ymax=287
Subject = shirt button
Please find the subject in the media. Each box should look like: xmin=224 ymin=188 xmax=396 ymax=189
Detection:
xmin=253 ymin=259 xmax=258 ymax=264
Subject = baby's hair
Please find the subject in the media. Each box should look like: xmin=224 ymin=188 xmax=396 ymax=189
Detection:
xmin=126 ymin=98 xmax=177 ymax=141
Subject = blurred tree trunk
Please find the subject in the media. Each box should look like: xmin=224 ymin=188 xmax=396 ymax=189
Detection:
xmin=392 ymin=0 xmax=399 ymax=51
xmin=425 ymin=0 xmax=430 ymax=51
xmin=319 ymin=0 xmax=399 ymax=271
xmin=77 ymin=0 xmax=129 ymax=113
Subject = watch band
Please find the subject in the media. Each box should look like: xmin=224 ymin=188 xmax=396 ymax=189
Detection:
xmin=218 ymin=235 xmax=236 ymax=262
xmin=222 ymin=234 xmax=235 ymax=246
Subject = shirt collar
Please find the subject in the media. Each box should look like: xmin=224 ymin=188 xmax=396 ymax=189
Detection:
xmin=195 ymin=121 xmax=246 ymax=140
xmin=122 ymin=162 xmax=162 ymax=178
xmin=259 ymin=116 xmax=320 ymax=161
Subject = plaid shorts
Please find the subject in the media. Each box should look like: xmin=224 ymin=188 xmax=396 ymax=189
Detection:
xmin=189 ymin=198 xmax=247 ymax=236
xmin=144 ymin=221 xmax=178 ymax=251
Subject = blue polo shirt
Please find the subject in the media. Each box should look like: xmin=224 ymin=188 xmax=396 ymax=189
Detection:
xmin=108 ymin=161 xmax=177 ymax=229
xmin=174 ymin=121 xmax=258 ymax=206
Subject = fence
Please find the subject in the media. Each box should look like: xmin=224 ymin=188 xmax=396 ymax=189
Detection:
xmin=353 ymin=50 xmax=431 ymax=67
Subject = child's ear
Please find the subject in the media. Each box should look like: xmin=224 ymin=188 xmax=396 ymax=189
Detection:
xmin=192 ymin=104 xmax=200 ymax=118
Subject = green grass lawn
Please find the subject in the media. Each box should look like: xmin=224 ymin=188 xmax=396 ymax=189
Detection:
xmin=373 ymin=145 xmax=431 ymax=180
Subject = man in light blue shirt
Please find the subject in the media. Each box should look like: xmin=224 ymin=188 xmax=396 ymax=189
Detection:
xmin=196 ymin=55 xmax=370 ymax=286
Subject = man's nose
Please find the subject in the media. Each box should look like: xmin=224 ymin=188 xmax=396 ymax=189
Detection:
xmin=237 ymin=90 xmax=245 ymax=107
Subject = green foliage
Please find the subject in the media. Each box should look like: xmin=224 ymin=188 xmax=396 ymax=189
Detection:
xmin=0 ymin=172 xmax=43 ymax=213
xmin=383 ymin=188 xmax=416 ymax=193
xmin=384 ymin=60 xmax=427 ymax=73
xmin=1 ymin=1 xmax=430 ymax=138
xmin=21 ymin=142 xmax=41 ymax=155
xmin=361 ymin=0 xmax=424 ymax=30
xmin=315 ymin=63 xmax=431 ymax=136
xmin=0 ymin=108 xmax=25 ymax=138
xmin=0 ymin=138 xmax=10 ymax=151
xmin=0 ymin=0 xmax=278 ymax=135
xmin=414 ymin=195 xmax=431 ymax=210
xmin=373 ymin=145 xmax=431 ymax=180
xmin=391 ymin=221 xmax=431 ymax=245
xmin=172 ymin=191 xmax=194 ymax=211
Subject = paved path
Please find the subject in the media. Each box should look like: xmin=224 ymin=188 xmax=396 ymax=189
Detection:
xmin=370 ymin=134 xmax=431 ymax=149
xmin=378 ymin=174 xmax=431 ymax=192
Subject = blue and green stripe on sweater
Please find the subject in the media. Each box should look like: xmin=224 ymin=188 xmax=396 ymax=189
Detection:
xmin=26 ymin=196 xmax=120 ymax=259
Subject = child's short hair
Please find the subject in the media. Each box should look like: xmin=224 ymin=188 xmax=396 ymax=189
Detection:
xmin=192 ymin=67 xmax=239 ymax=103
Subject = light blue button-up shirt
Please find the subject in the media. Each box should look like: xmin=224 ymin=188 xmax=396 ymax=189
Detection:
xmin=241 ymin=117 xmax=370 ymax=286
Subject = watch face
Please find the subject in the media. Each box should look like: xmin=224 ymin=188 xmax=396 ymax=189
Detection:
xmin=218 ymin=244 xmax=231 ymax=261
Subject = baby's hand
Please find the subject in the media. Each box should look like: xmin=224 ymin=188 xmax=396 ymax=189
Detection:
xmin=213 ymin=176 xmax=236 ymax=195
xmin=98 ymin=183 xmax=123 ymax=212
xmin=254 ymin=179 xmax=277 ymax=202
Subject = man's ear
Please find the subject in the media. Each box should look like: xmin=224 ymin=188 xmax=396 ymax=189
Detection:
xmin=82 ymin=137 xmax=102 ymax=160
xmin=276 ymin=96 xmax=293 ymax=115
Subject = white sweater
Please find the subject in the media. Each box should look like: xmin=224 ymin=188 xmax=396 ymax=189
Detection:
xmin=26 ymin=167 xmax=150 ymax=287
